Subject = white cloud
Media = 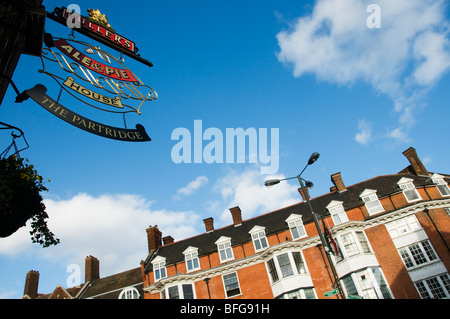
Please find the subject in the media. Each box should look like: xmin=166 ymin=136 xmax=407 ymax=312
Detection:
xmin=354 ymin=119 xmax=372 ymax=145
xmin=413 ymin=30 xmax=450 ymax=86
xmin=175 ymin=176 xmax=209 ymax=198
xmin=386 ymin=126 xmax=412 ymax=144
xmin=0 ymin=193 xmax=200 ymax=276
xmin=276 ymin=0 xmax=450 ymax=142
xmin=213 ymin=169 xmax=299 ymax=224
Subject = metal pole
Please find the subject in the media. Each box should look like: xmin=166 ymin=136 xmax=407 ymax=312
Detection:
xmin=297 ymin=175 xmax=346 ymax=299
xmin=204 ymin=278 xmax=211 ymax=299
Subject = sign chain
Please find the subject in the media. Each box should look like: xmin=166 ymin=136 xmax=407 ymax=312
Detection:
xmin=56 ymin=86 xmax=63 ymax=103
xmin=123 ymin=112 xmax=127 ymax=129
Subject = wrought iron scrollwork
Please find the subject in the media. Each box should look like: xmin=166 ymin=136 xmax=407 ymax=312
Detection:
xmin=0 ymin=122 xmax=29 ymax=158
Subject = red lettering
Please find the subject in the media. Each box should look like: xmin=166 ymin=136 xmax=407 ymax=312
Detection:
xmin=60 ymin=8 xmax=135 ymax=52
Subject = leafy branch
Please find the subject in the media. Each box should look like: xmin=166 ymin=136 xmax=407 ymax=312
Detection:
xmin=0 ymin=155 xmax=59 ymax=247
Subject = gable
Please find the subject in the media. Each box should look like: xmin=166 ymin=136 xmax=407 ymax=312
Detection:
xmin=49 ymin=285 xmax=72 ymax=299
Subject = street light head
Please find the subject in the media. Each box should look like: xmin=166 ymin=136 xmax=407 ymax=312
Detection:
xmin=305 ymin=181 xmax=314 ymax=188
xmin=264 ymin=179 xmax=281 ymax=187
xmin=307 ymin=152 xmax=320 ymax=165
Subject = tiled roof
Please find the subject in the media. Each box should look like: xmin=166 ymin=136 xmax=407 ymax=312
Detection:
xmin=144 ymin=173 xmax=439 ymax=272
xmin=34 ymin=284 xmax=86 ymax=299
xmin=79 ymin=267 xmax=143 ymax=299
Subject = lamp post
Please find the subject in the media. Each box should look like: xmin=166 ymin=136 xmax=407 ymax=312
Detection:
xmin=265 ymin=152 xmax=345 ymax=299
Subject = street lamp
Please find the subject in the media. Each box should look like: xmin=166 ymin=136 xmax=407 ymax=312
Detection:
xmin=265 ymin=152 xmax=345 ymax=299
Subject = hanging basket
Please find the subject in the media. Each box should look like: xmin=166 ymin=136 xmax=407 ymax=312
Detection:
xmin=0 ymin=155 xmax=59 ymax=247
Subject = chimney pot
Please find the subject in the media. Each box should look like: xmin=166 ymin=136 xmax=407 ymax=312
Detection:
xmin=24 ymin=270 xmax=39 ymax=299
xmin=203 ymin=217 xmax=214 ymax=232
xmin=331 ymin=172 xmax=346 ymax=192
xmin=163 ymin=236 xmax=174 ymax=245
xmin=85 ymin=255 xmax=100 ymax=283
xmin=229 ymin=206 xmax=242 ymax=226
xmin=402 ymin=147 xmax=428 ymax=176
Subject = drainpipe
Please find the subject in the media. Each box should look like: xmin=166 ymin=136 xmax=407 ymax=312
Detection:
xmin=424 ymin=208 xmax=450 ymax=252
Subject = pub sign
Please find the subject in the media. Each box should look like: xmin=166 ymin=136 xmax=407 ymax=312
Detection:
xmin=17 ymin=6 xmax=157 ymax=142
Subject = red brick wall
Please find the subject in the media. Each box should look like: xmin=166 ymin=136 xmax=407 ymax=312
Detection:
xmin=364 ymin=225 xmax=419 ymax=299
xmin=234 ymin=263 xmax=273 ymax=299
xmin=416 ymin=208 xmax=450 ymax=271
xmin=303 ymin=245 xmax=337 ymax=299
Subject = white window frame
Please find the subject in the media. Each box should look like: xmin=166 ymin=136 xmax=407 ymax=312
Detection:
xmin=326 ymin=200 xmax=349 ymax=225
xmin=215 ymin=236 xmax=234 ymax=263
xmin=398 ymin=240 xmax=439 ymax=269
xmin=414 ymin=273 xmax=450 ymax=299
xmin=431 ymin=174 xmax=450 ymax=197
xmin=343 ymin=268 xmax=392 ymax=299
xmin=249 ymin=225 xmax=269 ymax=252
xmin=183 ymin=246 xmax=201 ymax=272
xmin=118 ymin=286 xmax=140 ymax=299
xmin=337 ymin=231 xmax=372 ymax=258
xmin=277 ymin=287 xmax=317 ymax=299
xmin=360 ymin=189 xmax=384 ymax=215
xmin=386 ymin=215 xmax=422 ymax=238
xmin=165 ymin=283 xmax=196 ymax=299
xmin=285 ymin=214 xmax=307 ymax=240
xmin=265 ymin=250 xmax=309 ymax=284
xmin=222 ymin=272 xmax=241 ymax=298
xmin=397 ymin=177 xmax=421 ymax=202
xmin=152 ymin=256 xmax=167 ymax=282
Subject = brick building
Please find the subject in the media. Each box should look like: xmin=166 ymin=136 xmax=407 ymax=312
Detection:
xmin=142 ymin=147 xmax=450 ymax=299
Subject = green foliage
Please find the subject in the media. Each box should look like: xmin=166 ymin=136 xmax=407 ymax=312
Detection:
xmin=0 ymin=155 xmax=59 ymax=247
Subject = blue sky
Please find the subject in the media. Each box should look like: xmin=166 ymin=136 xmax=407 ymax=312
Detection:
xmin=1 ymin=0 xmax=449 ymax=298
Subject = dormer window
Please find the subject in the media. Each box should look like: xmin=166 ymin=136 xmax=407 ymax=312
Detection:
xmin=285 ymin=214 xmax=307 ymax=240
xmin=326 ymin=200 xmax=348 ymax=225
xmin=215 ymin=236 xmax=234 ymax=263
xmin=431 ymin=174 xmax=450 ymax=197
xmin=397 ymin=177 xmax=421 ymax=202
xmin=183 ymin=246 xmax=200 ymax=272
xmin=360 ymin=189 xmax=384 ymax=215
xmin=249 ymin=226 xmax=269 ymax=252
xmin=152 ymin=256 xmax=167 ymax=282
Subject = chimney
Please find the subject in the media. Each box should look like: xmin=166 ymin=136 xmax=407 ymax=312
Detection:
xmin=403 ymin=147 xmax=428 ymax=176
xmin=203 ymin=217 xmax=214 ymax=232
xmin=85 ymin=255 xmax=100 ymax=283
xmin=146 ymin=225 xmax=162 ymax=254
xmin=298 ymin=187 xmax=310 ymax=201
xmin=229 ymin=206 xmax=242 ymax=226
xmin=331 ymin=172 xmax=347 ymax=192
xmin=24 ymin=270 xmax=39 ymax=299
xmin=163 ymin=235 xmax=174 ymax=245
